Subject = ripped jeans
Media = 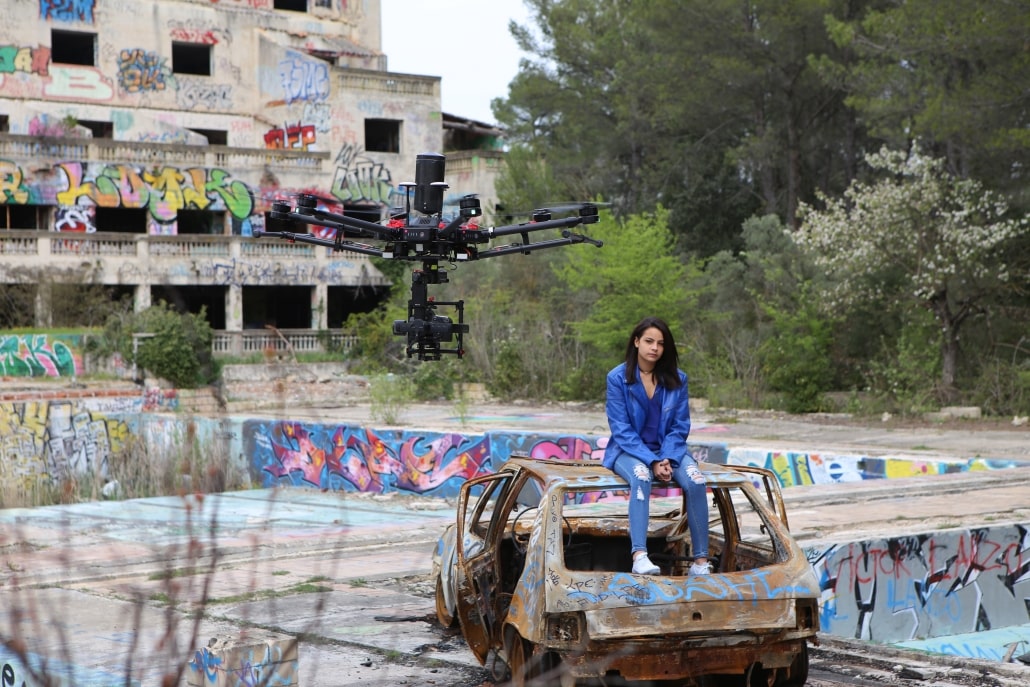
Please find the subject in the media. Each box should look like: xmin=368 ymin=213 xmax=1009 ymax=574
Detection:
xmin=610 ymin=450 xmax=709 ymax=559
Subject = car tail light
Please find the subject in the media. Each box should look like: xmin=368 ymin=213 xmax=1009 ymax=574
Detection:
xmin=796 ymin=599 xmax=818 ymax=630
xmin=546 ymin=612 xmax=583 ymax=644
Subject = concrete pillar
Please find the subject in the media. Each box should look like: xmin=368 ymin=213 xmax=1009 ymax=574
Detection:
xmin=134 ymin=284 xmax=151 ymax=312
xmin=226 ymin=284 xmax=243 ymax=331
xmin=313 ymin=283 xmax=328 ymax=329
xmin=34 ymin=282 xmax=52 ymax=327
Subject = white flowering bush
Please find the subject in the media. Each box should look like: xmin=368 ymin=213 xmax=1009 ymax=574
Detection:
xmin=794 ymin=144 xmax=1028 ymax=396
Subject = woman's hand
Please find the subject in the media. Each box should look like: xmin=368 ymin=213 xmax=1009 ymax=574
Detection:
xmin=653 ymin=459 xmax=673 ymax=481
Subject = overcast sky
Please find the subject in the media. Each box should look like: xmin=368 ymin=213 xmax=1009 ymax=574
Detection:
xmin=380 ymin=0 xmax=533 ymax=124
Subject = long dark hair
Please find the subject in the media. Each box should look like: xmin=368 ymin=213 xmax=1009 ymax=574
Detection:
xmin=623 ymin=316 xmax=682 ymax=390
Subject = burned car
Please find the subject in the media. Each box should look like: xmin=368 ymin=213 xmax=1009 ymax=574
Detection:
xmin=432 ymin=456 xmax=819 ymax=686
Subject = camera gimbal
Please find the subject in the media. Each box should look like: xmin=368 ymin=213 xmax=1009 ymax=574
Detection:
xmin=255 ymin=152 xmax=603 ymax=360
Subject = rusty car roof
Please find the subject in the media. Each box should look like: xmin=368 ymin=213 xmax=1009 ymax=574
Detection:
xmin=503 ymin=456 xmax=753 ymax=489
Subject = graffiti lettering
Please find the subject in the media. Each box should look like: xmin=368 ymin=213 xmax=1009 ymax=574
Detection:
xmin=55 ymin=162 xmax=253 ymax=220
xmin=40 ymin=0 xmax=95 ymax=23
xmin=0 ymin=45 xmax=51 ymax=76
xmin=330 ymin=153 xmax=393 ymax=205
xmin=176 ymin=79 xmax=233 ymax=110
xmin=0 ymin=160 xmax=30 ymax=204
xmin=278 ymin=54 xmax=329 ymax=104
xmin=811 ymin=526 xmax=1030 ymax=644
xmin=263 ymin=121 xmax=316 ymax=150
xmin=0 ymin=334 xmax=81 ymax=377
xmin=118 ymin=48 xmax=171 ymax=93
xmin=44 ymin=65 xmax=114 ymax=101
xmin=55 ymin=205 xmax=96 ymax=232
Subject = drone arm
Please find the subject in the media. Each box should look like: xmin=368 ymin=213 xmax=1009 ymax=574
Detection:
xmin=476 ymin=230 xmax=604 ymax=259
xmin=253 ymin=230 xmax=386 ymax=258
xmin=487 ymin=214 xmax=593 ymax=239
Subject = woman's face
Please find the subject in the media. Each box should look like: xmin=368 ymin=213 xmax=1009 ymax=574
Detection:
xmin=635 ymin=326 xmax=665 ymax=368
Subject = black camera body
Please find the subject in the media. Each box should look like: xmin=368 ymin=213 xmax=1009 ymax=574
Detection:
xmin=257 ymin=152 xmax=602 ymax=360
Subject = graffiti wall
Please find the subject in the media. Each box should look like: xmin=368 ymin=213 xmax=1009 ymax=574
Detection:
xmin=809 ymin=526 xmax=1030 ymax=656
xmin=0 ymin=333 xmax=83 ymax=377
xmin=0 ymin=399 xmax=131 ymax=492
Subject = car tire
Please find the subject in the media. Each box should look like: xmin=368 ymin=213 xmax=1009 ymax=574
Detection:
xmin=505 ymin=631 xmax=570 ymax=687
xmin=434 ymin=573 xmax=457 ymax=628
xmin=778 ymin=643 xmax=809 ymax=686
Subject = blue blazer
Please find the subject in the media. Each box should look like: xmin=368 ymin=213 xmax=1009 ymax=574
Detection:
xmin=602 ymin=362 xmax=692 ymax=470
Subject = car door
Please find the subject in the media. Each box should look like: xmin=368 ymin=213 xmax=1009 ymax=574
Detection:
xmin=730 ymin=465 xmax=790 ymax=529
xmin=454 ymin=470 xmax=516 ymax=663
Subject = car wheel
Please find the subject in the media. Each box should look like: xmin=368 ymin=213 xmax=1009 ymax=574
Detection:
xmin=434 ymin=573 xmax=457 ymax=628
xmin=778 ymin=643 xmax=809 ymax=686
xmin=506 ymin=631 xmax=570 ymax=687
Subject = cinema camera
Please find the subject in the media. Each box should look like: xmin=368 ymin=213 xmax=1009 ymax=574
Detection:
xmin=256 ymin=152 xmax=603 ymax=360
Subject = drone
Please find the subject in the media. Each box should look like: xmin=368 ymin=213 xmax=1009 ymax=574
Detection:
xmin=255 ymin=152 xmax=604 ymax=361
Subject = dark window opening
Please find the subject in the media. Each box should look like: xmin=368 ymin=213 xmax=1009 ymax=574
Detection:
xmin=172 ymin=42 xmax=212 ymax=76
xmin=0 ymin=115 xmax=9 ymax=133
xmin=188 ymin=128 xmax=228 ymax=145
xmin=0 ymin=284 xmax=35 ymax=328
xmin=51 ymin=30 xmax=96 ymax=66
xmin=0 ymin=205 xmax=43 ymax=229
xmin=50 ymin=284 xmax=134 ymax=328
xmin=78 ymin=120 xmax=113 ymax=139
xmin=243 ymin=286 xmax=312 ymax=329
xmin=178 ymin=210 xmax=225 ymax=235
xmin=365 ymin=119 xmax=400 ymax=153
xmin=151 ymin=285 xmax=227 ymax=330
xmin=263 ymin=209 xmax=305 ymax=235
xmin=327 ymin=285 xmax=388 ymax=328
xmin=344 ymin=204 xmax=383 ymax=224
xmin=94 ymin=207 xmax=146 ymax=233
xmin=274 ymin=0 xmax=308 ymax=12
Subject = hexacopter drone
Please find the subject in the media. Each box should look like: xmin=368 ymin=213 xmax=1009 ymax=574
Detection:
xmin=256 ymin=152 xmax=603 ymax=360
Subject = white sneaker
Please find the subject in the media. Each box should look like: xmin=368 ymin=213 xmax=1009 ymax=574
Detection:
xmin=632 ymin=554 xmax=660 ymax=575
xmin=689 ymin=561 xmax=712 ymax=575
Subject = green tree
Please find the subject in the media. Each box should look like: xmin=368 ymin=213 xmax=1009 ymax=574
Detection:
xmin=497 ymin=0 xmax=874 ymax=255
xmin=818 ymin=0 xmax=1030 ymax=208
xmin=553 ymin=207 xmax=694 ymax=396
xmin=92 ymin=302 xmax=216 ymax=388
xmin=795 ymin=145 xmax=1028 ymax=399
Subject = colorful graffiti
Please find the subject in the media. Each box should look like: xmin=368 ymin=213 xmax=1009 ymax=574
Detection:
xmin=39 ymin=0 xmax=95 ymax=23
xmin=330 ymin=144 xmax=394 ymax=205
xmin=252 ymin=422 xmax=491 ymax=495
xmin=55 ymin=162 xmax=254 ymax=221
xmin=278 ymin=53 xmax=330 ymax=105
xmin=263 ymin=121 xmax=316 ymax=150
xmin=0 ymin=159 xmax=31 ymax=203
xmin=0 ymin=400 xmax=129 ymax=491
xmin=809 ymin=526 xmax=1030 ymax=649
xmin=0 ymin=334 xmax=83 ymax=377
xmin=118 ymin=48 xmax=172 ymax=93
xmin=44 ymin=65 xmax=115 ymax=101
xmin=0 ymin=45 xmax=51 ymax=77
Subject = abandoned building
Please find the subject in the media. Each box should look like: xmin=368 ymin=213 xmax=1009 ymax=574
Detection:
xmin=0 ymin=0 xmax=505 ymax=355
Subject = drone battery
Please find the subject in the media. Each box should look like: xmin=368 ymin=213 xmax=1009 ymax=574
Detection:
xmin=405 ymin=227 xmax=433 ymax=242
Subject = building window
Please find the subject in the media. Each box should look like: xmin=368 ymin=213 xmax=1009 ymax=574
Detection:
xmin=51 ymin=30 xmax=96 ymax=66
xmin=178 ymin=210 xmax=225 ymax=235
xmin=274 ymin=0 xmax=308 ymax=11
xmin=188 ymin=128 xmax=228 ymax=145
xmin=0 ymin=205 xmax=42 ymax=229
xmin=78 ymin=120 xmax=113 ymax=139
xmin=365 ymin=119 xmax=400 ymax=153
xmin=0 ymin=115 xmax=9 ymax=133
xmin=94 ymin=207 xmax=146 ymax=233
xmin=172 ymin=42 xmax=212 ymax=76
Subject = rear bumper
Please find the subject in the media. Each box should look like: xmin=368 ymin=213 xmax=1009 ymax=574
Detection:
xmin=557 ymin=633 xmax=815 ymax=682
